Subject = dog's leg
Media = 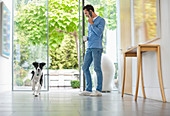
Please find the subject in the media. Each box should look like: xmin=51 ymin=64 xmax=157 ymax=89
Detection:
xmin=36 ymin=83 xmax=41 ymax=97
xmin=39 ymin=74 xmax=43 ymax=95
xmin=32 ymin=80 xmax=35 ymax=95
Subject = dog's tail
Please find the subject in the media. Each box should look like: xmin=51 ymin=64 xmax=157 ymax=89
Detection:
xmin=31 ymin=71 xmax=35 ymax=80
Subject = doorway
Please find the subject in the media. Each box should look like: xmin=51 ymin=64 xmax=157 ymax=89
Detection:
xmin=12 ymin=0 xmax=119 ymax=92
xmin=12 ymin=0 xmax=80 ymax=91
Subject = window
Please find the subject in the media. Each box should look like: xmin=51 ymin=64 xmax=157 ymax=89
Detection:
xmin=132 ymin=0 xmax=160 ymax=45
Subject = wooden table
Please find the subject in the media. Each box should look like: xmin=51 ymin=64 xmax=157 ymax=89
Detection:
xmin=121 ymin=45 xmax=166 ymax=102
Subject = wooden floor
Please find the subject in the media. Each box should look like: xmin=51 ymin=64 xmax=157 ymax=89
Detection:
xmin=0 ymin=88 xmax=169 ymax=116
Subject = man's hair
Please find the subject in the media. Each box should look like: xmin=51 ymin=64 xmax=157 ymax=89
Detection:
xmin=83 ymin=4 xmax=94 ymax=12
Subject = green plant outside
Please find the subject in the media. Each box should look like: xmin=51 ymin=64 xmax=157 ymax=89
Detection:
xmin=71 ymin=80 xmax=80 ymax=88
xmin=15 ymin=78 xmax=24 ymax=86
xmin=14 ymin=0 xmax=80 ymax=70
xmin=24 ymin=79 xmax=31 ymax=86
xmin=14 ymin=0 xmax=117 ymax=69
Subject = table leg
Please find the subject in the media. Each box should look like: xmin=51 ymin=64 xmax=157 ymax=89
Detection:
xmin=140 ymin=53 xmax=146 ymax=98
xmin=157 ymin=46 xmax=166 ymax=102
xmin=122 ymin=53 xmax=126 ymax=97
xmin=135 ymin=46 xmax=141 ymax=101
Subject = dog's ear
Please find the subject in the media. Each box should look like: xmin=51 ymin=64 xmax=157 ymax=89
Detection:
xmin=40 ymin=62 xmax=46 ymax=69
xmin=32 ymin=62 xmax=38 ymax=69
xmin=31 ymin=71 xmax=35 ymax=80
xmin=31 ymin=71 xmax=35 ymax=74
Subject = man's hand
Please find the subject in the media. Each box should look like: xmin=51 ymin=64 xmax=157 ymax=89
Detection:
xmin=88 ymin=17 xmax=94 ymax=25
xmin=83 ymin=36 xmax=87 ymax=42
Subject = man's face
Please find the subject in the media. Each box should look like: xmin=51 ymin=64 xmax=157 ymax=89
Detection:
xmin=83 ymin=9 xmax=90 ymax=18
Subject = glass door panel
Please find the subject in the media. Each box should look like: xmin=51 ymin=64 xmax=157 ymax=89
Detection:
xmin=13 ymin=0 xmax=49 ymax=91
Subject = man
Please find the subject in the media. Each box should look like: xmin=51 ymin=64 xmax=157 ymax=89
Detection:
xmin=79 ymin=5 xmax=105 ymax=96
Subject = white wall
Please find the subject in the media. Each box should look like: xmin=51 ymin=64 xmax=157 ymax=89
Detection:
xmin=0 ymin=0 xmax=12 ymax=93
xmin=132 ymin=0 xmax=170 ymax=102
xmin=106 ymin=30 xmax=117 ymax=64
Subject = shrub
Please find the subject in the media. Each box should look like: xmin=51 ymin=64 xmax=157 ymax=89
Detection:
xmin=16 ymin=78 xmax=24 ymax=86
xmin=24 ymin=79 xmax=31 ymax=86
xmin=20 ymin=69 xmax=28 ymax=79
xmin=71 ymin=80 xmax=80 ymax=88
xmin=50 ymin=35 xmax=78 ymax=69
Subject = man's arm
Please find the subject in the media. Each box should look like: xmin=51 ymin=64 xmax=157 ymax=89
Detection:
xmin=86 ymin=23 xmax=90 ymax=41
xmin=91 ymin=19 xmax=105 ymax=37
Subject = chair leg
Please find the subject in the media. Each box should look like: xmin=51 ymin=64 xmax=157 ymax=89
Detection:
xmin=135 ymin=46 xmax=141 ymax=101
xmin=140 ymin=54 xmax=146 ymax=98
xmin=122 ymin=53 xmax=126 ymax=97
xmin=157 ymin=46 xmax=166 ymax=102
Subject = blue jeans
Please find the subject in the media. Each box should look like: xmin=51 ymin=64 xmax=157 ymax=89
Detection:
xmin=82 ymin=48 xmax=103 ymax=92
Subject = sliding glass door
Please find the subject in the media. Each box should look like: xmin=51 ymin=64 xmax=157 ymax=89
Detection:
xmin=12 ymin=0 xmax=49 ymax=91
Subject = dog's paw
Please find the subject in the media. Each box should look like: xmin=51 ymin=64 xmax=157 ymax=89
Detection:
xmin=35 ymin=95 xmax=38 ymax=97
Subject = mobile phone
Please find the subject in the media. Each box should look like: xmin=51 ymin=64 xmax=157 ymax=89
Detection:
xmin=89 ymin=11 xmax=92 ymax=17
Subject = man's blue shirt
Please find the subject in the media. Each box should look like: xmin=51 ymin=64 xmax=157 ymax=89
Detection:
xmin=87 ymin=16 xmax=105 ymax=49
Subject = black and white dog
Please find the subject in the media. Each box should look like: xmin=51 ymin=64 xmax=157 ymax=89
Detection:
xmin=31 ymin=62 xmax=46 ymax=97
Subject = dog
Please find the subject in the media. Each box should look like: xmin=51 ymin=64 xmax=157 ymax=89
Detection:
xmin=31 ymin=62 xmax=46 ymax=97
